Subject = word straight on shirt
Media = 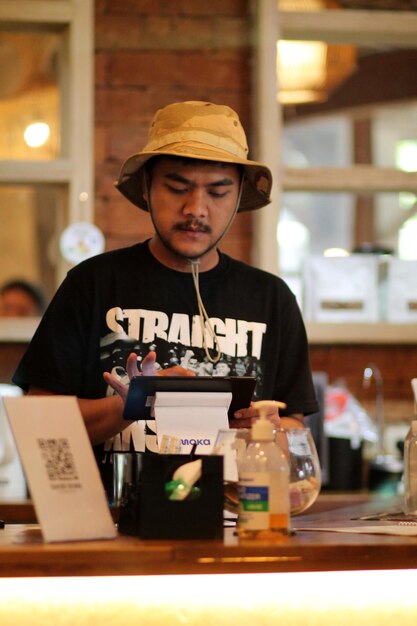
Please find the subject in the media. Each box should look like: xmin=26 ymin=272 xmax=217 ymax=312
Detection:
xmin=105 ymin=307 xmax=267 ymax=358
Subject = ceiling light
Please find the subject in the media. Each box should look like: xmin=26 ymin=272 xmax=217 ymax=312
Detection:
xmin=277 ymin=40 xmax=357 ymax=105
xmin=277 ymin=41 xmax=328 ymax=104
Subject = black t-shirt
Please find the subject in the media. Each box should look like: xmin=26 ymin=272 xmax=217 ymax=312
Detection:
xmin=13 ymin=241 xmax=318 ymax=483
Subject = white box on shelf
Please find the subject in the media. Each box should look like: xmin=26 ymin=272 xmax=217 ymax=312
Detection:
xmin=386 ymin=257 xmax=417 ymax=322
xmin=303 ymin=255 xmax=379 ymax=323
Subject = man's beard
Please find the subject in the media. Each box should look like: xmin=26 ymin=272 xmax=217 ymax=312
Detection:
xmin=152 ymin=218 xmax=223 ymax=261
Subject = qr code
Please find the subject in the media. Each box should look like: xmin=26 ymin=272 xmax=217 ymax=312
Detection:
xmin=37 ymin=438 xmax=79 ymax=481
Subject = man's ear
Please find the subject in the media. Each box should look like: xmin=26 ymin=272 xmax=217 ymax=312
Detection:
xmin=141 ymin=169 xmax=150 ymax=209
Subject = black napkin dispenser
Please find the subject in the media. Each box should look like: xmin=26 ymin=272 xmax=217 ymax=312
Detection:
xmin=117 ymin=453 xmax=224 ymax=540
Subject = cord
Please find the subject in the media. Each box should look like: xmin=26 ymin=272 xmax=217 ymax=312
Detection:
xmin=188 ymin=174 xmax=244 ymax=365
xmin=190 ymin=259 xmax=222 ymax=364
xmin=146 ymin=165 xmax=245 ymax=365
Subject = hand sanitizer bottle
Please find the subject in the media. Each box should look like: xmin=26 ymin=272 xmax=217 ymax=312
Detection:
xmin=404 ymin=420 xmax=417 ymax=515
xmin=237 ymin=401 xmax=290 ymax=540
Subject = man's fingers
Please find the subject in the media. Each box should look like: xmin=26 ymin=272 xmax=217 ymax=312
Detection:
xmin=141 ymin=351 xmax=158 ymax=376
xmin=126 ymin=352 xmax=141 ymax=379
xmin=158 ymin=365 xmax=196 ymax=377
xmin=229 ymin=417 xmax=253 ymax=429
xmin=140 ymin=351 xmax=196 ymax=377
xmin=103 ymin=372 xmax=128 ymax=401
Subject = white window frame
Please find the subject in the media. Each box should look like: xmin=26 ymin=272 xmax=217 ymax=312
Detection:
xmin=0 ymin=0 xmax=94 ymax=245
xmin=252 ymin=1 xmax=417 ymax=343
xmin=0 ymin=0 xmax=93 ymax=341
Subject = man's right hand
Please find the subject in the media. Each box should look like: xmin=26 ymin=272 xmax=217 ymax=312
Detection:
xmin=103 ymin=350 xmax=195 ymax=402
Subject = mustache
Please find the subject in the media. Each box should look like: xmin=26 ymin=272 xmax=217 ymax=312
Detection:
xmin=173 ymin=219 xmax=211 ymax=234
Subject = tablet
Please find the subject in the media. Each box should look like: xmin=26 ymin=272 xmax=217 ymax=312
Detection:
xmin=123 ymin=375 xmax=256 ymax=422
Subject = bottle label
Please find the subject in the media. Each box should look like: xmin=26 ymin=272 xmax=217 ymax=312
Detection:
xmin=238 ymin=471 xmax=288 ymax=531
xmin=404 ymin=438 xmax=417 ymax=514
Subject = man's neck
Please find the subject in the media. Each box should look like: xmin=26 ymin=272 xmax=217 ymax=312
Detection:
xmin=148 ymin=237 xmax=219 ymax=272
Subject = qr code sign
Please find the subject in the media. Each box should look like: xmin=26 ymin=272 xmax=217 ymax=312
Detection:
xmin=37 ymin=438 xmax=79 ymax=481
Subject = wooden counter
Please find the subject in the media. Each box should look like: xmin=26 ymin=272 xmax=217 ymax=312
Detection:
xmin=1 ymin=493 xmax=416 ymax=578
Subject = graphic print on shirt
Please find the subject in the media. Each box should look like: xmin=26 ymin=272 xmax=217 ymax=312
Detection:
xmin=99 ymin=306 xmax=267 ymax=452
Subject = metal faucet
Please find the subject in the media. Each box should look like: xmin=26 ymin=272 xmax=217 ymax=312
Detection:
xmin=363 ymin=362 xmax=385 ymax=458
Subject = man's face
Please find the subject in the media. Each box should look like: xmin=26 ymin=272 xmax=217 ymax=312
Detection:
xmin=0 ymin=288 xmax=39 ymax=317
xmin=147 ymin=158 xmax=241 ymax=267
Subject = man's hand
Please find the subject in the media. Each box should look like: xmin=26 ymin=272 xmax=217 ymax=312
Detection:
xmin=230 ymin=400 xmax=287 ymax=429
xmin=103 ymin=351 xmax=195 ymax=402
xmin=148 ymin=352 xmax=196 ymax=378
xmin=103 ymin=353 xmax=304 ymax=431
xmin=230 ymin=400 xmax=304 ymax=430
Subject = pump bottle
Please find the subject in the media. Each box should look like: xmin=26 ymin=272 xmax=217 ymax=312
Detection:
xmin=237 ymin=400 xmax=290 ymax=540
xmin=404 ymin=420 xmax=417 ymax=515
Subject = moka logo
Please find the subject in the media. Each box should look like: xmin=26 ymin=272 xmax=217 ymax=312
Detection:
xmin=180 ymin=438 xmax=211 ymax=446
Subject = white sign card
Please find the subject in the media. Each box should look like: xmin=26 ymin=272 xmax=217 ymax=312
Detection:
xmin=0 ymin=386 xmax=26 ymax=500
xmin=153 ymin=391 xmax=232 ymax=454
xmin=4 ymin=396 xmax=116 ymax=543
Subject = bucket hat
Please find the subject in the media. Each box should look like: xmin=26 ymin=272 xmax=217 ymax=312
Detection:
xmin=115 ymin=101 xmax=272 ymax=212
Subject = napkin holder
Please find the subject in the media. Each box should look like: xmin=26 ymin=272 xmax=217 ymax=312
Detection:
xmin=117 ymin=452 xmax=224 ymax=539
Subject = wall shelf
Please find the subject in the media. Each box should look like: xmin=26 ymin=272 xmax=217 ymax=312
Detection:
xmin=0 ymin=318 xmax=40 ymax=343
xmin=0 ymin=319 xmax=416 ymax=346
xmin=306 ymin=322 xmax=417 ymax=344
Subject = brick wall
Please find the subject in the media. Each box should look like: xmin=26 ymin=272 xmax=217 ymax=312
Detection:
xmin=94 ymin=0 xmax=253 ymax=262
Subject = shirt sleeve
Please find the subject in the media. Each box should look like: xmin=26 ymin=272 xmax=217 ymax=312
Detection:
xmin=273 ymin=283 xmax=319 ymax=416
xmin=12 ymin=268 xmax=94 ymax=396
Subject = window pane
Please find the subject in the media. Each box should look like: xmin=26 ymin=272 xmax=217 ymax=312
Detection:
xmin=283 ymin=115 xmax=352 ymax=168
xmin=373 ymin=103 xmax=417 ymax=171
xmin=280 ymin=190 xmax=415 ymax=263
xmin=283 ymin=99 xmax=417 ymax=171
xmin=0 ymin=31 xmax=62 ymax=160
xmin=0 ymin=185 xmax=68 ymax=301
xmin=279 ymin=190 xmax=417 ymax=321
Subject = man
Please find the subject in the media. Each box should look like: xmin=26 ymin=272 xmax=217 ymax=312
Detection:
xmin=0 ymin=279 xmax=46 ymax=317
xmin=13 ymin=101 xmax=318 ymax=478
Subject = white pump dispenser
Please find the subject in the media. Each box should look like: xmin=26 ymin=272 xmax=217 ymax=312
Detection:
xmin=251 ymin=401 xmax=276 ymax=441
xmin=404 ymin=419 xmax=417 ymax=515
xmin=403 ymin=380 xmax=417 ymax=515
xmin=237 ymin=401 xmax=290 ymax=540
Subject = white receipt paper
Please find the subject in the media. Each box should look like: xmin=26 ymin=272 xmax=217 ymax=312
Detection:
xmin=153 ymin=390 xmax=231 ymax=454
xmin=295 ymin=523 xmax=417 ymax=537
xmin=3 ymin=396 xmax=116 ymax=543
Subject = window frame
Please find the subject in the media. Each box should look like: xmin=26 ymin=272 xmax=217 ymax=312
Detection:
xmin=0 ymin=0 xmax=94 ymax=261
xmin=252 ymin=2 xmax=417 ymax=343
xmin=0 ymin=0 xmax=93 ymax=341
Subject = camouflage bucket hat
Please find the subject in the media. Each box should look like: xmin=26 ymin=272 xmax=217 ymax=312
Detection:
xmin=115 ymin=101 xmax=272 ymax=212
